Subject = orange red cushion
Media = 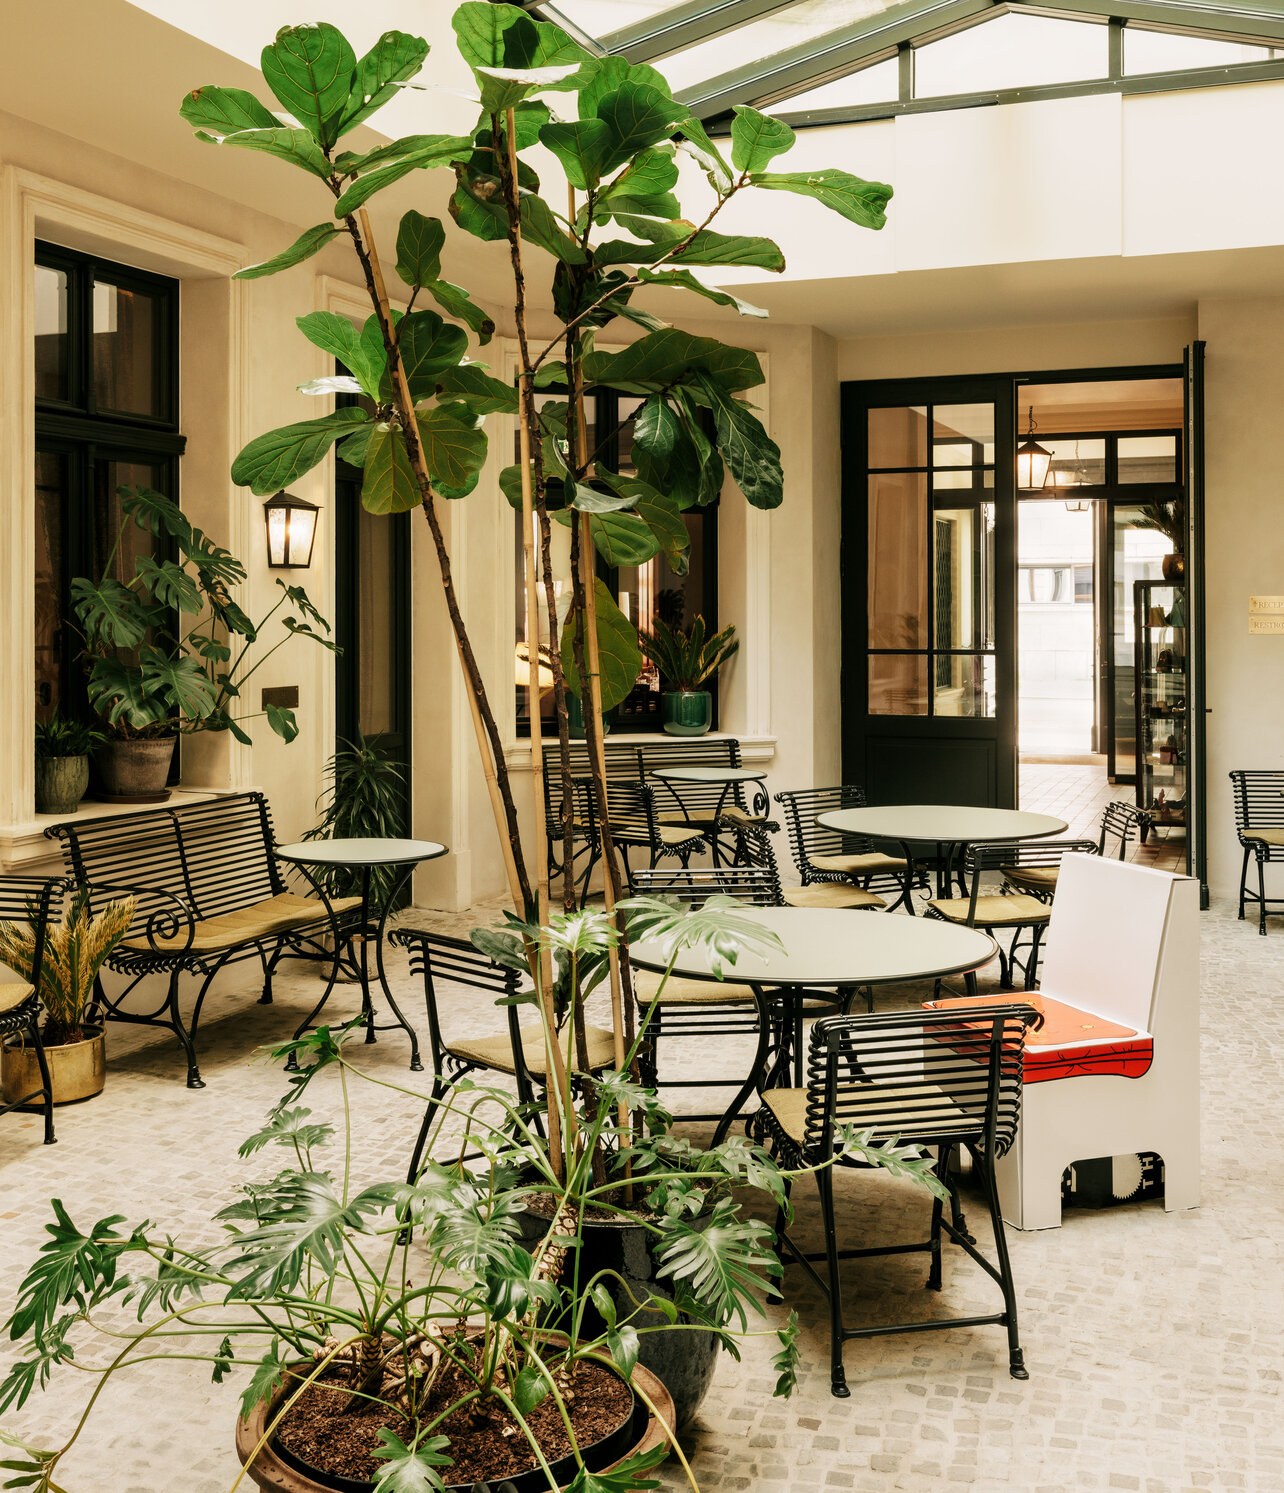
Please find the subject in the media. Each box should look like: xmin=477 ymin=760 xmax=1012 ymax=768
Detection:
xmin=925 ymin=994 xmax=1153 ymax=1083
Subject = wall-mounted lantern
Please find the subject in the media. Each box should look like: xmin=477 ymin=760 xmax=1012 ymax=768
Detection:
xmin=263 ymin=490 xmax=320 ymax=569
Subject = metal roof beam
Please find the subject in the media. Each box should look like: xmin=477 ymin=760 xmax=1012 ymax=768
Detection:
xmin=600 ymin=0 xmax=800 ymax=63
xmin=1020 ymin=0 xmax=1284 ymax=44
xmin=676 ymin=0 xmax=1000 ymax=115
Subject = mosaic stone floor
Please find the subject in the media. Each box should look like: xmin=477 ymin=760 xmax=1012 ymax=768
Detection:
xmin=0 ymin=888 xmax=1279 ymax=1493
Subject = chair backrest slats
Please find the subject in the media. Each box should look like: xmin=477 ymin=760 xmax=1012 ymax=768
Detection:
xmin=773 ymin=785 xmax=871 ymax=881
xmin=628 ymin=862 xmax=780 ymax=907
xmin=1099 ymin=801 xmax=1142 ymax=859
xmin=543 ymin=738 xmax=744 ymax=824
xmin=1229 ymin=770 xmax=1284 ymax=833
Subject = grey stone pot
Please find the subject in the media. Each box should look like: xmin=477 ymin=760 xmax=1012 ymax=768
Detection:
xmin=34 ymin=755 xmax=89 ymax=815
xmin=94 ymin=737 xmax=176 ymax=799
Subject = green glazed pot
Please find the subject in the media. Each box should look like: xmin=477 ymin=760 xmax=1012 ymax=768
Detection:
xmin=662 ymin=690 xmax=712 ymax=736
xmin=34 ymin=755 xmax=89 ymax=815
xmin=566 ymin=694 xmax=613 ymax=740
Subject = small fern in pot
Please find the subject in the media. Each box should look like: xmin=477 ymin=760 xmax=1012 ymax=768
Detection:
xmin=303 ymin=733 xmax=408 ymax=912
xmin=639 ymin=619 xmax=739 ymax=737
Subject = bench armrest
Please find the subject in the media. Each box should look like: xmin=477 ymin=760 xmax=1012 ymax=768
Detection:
xmin=72 ymin=880 xmax=198 ymax=956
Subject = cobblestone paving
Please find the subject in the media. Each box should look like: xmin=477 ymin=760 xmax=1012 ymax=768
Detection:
xmin=0 ymin=893 xmax=1278 ymax=1492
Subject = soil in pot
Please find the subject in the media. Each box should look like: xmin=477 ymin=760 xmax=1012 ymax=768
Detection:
xmin=271 ymin=1355 xmax=636 ymax=1491
xmin=518 ymin=1200 xmax=720 ymax=1430
xmin=1 ymin=1024 xmax=105 ymax=1105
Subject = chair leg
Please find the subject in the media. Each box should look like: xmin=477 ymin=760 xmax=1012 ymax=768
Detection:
xmin=1238 ymin=845 xmax=1250 ymax=920
xmin=772 ymin=1173 xmax=793 ymax=1266
xmin=162 ymin=970 xmax=205 ymax=1090
xmin=1258 ymin=853 xmax=1268 ymax=936
xmin=405 ymin=1074 xmax=448 ymax=1184
xmin=1023 ymin=926 xmax=1045 ymax=991
xmin=815 ymin=1165 xmax=849 ymax=1398
xmin=28 ymin=1010 xmax=56 ymax=1145
xmin=927 ymin=1145 xmax=949 ymax=1290
xmin=973 ymin=1146 xmax=1028 ymax=1381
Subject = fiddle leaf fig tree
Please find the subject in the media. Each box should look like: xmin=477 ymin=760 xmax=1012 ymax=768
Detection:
xmin=179 ymin=4 xmax=891 ymax=1132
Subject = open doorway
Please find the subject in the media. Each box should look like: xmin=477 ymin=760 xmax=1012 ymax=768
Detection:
xmin=1015 ymin=377 xmax=1186 ymax=871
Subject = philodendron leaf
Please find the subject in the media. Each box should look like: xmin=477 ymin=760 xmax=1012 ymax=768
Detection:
xmin=236 ymin=223 xmax=341 ymax=281
xmin=260 ymin=23 xmax=356 ymax=149
xmin=749 ymin=168 xmax=894 ymax=230
xmin=561 ymin=1442 xmax=668 ymax=1491
xmin=231 ymin=407 xmax=370 ymax=495
xmin=361 ymin=424 xmax=420 ymax=516
xmin=207 ymin=127 xmax=331 ymax=179
xmin=179 ymin=86 xmax=279 ymax=136
xmin=637 ymin=267 xmax=768 ymax=319
xmin=238 ymin=1339 xmax=287 ymax=1421
xmin=337 ymin=30 xmax=430 ymax=136
xmin=729 ymin=106 xmax=795 ymax=174
xmin=139 ymin=649 xmax=219 ymax=721
xmin=561 ymin=578 xmax=643 ymax=714
xmin=371 ymin=1429 xmax=452 ymax=1493
xmin=394 ymin=210 xmax=445 ymax=289
xmin=70 ymin=577 xmax=149 ymax=649
xmin=265 ymin=703 xmax=299 ymax=743
xmin=689 ymin=372 xmax=782 ymax=510
xmin=416 ymin=407 xmax=488 ymax=498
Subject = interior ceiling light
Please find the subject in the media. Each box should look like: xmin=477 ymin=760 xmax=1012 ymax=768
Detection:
xmin=1017 ymin=405 xmax=1052 ymax=492
xmin=1064 ymin=438 xmax=1091 ymax=511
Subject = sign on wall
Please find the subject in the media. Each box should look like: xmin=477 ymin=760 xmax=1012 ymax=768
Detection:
xmin=1249 ymin=596 xmax=1284 ymax=634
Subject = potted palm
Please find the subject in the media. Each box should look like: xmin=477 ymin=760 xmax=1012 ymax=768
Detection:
xmin=72 ymin=486 xmax=335 ymax=800
xmin=33 ymin=713 xmax=101 ymax=816
xmin=640 ymin=618 xmax=739 ymax=737
xmin=1129 ymin=496 xmax=1185 ymax=582
xmin=0 ymin=886 xmax=134 ymax=1106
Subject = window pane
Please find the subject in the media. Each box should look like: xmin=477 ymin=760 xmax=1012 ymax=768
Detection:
xmin=933 ymin=404 xmax=994 ymax=457
xmin=933 ymin=654 xmax=995 ymax=718
xmin=93 ymin=279 xmax=160 ymax=416
xmin=769 ymin=57 xmax=899 ymax=114
xmin=869 ymin=653 xmax=927 ymax=716
xmin=1118 ymin=435 xmax=1177 ymax=484
xmin=1111 ymin=505 xmax=1170 ymax=776
xmin=35 ymin=451 xmax=67 ymax=722
xmin=868 ymin=472 xmax=928 ymax=648
xmin=933 ymin=468 xmax=994 ymax=491
xmin=95 ymin=460 xmax=163 ymax=585
xmin=1125 ymin=28 xmax=1275 ymax=75
xmin=35 ymin=265 xmax=68 ymax=402
xmin=934 ymin=504 xmax=994 ymax=651
xmin=1044 ymin=437 xmax=1106 ymax=489
xmin=868 ymin=407 xmax=927 ymax=469
xmin=915 ymin=13 xmax=1107 ymax=97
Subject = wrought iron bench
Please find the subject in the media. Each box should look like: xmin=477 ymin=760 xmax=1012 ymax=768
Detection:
xmin=48 ymin=792 xmax=359 ymax=1088
xmin=0 ymin=876 xmax=61 ymax=1144
xmin=542 ymin=737 xmax=776 ymax=896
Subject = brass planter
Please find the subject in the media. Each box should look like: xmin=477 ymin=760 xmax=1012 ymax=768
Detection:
xmin=2 ymin=1024 xmax=105 ymax=1106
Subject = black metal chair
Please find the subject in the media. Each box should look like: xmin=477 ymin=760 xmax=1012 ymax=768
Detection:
xmin=594 ymin=780 xmax=708 ymax=898
xmin=1001 ymin=800 xmax=1141 ymax=902
xmin=925 ymin=839 xmax=1098 ymax=989
xmin=774 ymin=785 xmax=915 ymax=908
xmin=391 ymin=927 xmax=617 ymax=1180
xmin=760 ymin=1003 xmax=1040 ymax=1397
xmin=0 ymin=877 xmax=62 ymax=1145
xmin=1229 ymin=770 xmax=1284 ymax=934
xmin=737 ymin=827 xmax=887 ymax=912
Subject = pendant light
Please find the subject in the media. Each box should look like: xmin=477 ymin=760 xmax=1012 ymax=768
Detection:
xmin=1063 ymin=438 xmax=1090 ymax=512
xmin=1017 ymin=405 xmax=1052 ymax=492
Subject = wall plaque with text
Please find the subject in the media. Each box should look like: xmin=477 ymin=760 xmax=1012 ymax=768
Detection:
xmin=1249 ymin=596 xmax=1284 ymax=634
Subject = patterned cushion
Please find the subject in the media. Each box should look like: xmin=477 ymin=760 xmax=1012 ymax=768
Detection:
xmin=123 ymin=893 xmax=361 ymax=954
xmin=810 ymin=852 xmax=907 ymax=875
xmin=782 ymin=884 xmax=885 ymax=911
xmin=0 ymin=981 xmax=35 ymax=1015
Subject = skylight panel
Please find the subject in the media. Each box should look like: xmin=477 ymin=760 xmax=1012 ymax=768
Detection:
xmin=768 ymin=55 xmax=899 ymax=112
xmin=1124 ymin=27 xmax=1278 ymax=73
xmin=552 ymin=0 xmax=687 ymax=37
xmin=913 ymin=14 xmax=1108 ymax=97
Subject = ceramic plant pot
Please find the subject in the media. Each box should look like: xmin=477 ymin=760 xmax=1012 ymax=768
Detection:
xmin=2 ymin=1024 xmax=105 ymax=1106
xmin=233 ymin=1360 xmax=674 ymax=1493
xmin=34 ymin=754 xmax=89 ymax=815
xmin=94 ymin=736 xmax=176 ymax=800
xmin=661 ymin=690 xmax=712 ymax=737
xmin=567 ymin=694 xmax=614 ymax=740
xmin=1161 ymin=552 xmax=1185 ymax=583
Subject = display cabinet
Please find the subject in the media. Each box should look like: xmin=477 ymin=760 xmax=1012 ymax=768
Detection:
xmin=1133 ymin=579 xmax=1188 ymax=840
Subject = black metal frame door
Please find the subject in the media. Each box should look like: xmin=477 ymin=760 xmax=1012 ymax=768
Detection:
xmin=841 ymin=376 xmax=1018 ymax=808
xmin=1184 ymin=340 xmax=1208 ymax=903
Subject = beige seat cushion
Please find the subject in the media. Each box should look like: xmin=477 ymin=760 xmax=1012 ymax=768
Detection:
xmin=124 ymin=892 xmax=362 ymax=954
xmin=1246 ymin=828 xmax=1284 ymax=847
xmin=448 ymin=1021 xmax=617 ymax=1077
xmin=926 ymin=892 xmax=1050 ymax=927
xmin=783 ymin=884 xmax=886 ymax=911
xmin=0 ymin=981 xmax=34 ymax=1015
xmin=611 ymin=819 xmax=703 ymax=848
xmin=632 ymin=969 xmax=757 ymax=1005
xmin=1001 ymin=865 xmax=1059 ymax=892
xmin=764 ymin=1081 xmax=981 ymax=1149
xmin=810 ymin=852 xmax=907 ymax=875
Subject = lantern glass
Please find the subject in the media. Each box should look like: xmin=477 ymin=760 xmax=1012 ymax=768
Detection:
xmin=1017 ymin=438 xmax=1052 ymax=491
xmin=263 ymin=492 xmax=319 ymax=569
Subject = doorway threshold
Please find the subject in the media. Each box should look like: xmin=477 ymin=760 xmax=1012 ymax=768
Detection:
xmin=1019 ymin=753 xmax=1108 ymax=767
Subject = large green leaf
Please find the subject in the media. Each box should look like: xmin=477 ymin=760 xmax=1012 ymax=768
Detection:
xmin=296 ymin=312 xmax=382 ymax=400
xmin=674 ymin=228 xmax=784 ymax=272
xmin=730 ymin=106 xmax=795 ymax=174
xmin=632 ymin=394 xmax=682 ymax=463
xmin=208 ymin=127 xmax=331 ymax=179
xmin=749 ymin=168 xmax=893 ymax=230
xmin=568 ymin=510 xmax=661 ymax=567
xmin=451 ymin=179 xmax=587 ymax=264
xmin=596 ymin=83 xmax=687 ymax=175
xmin=179 ymin=86 xmax=279 ymax=136
xmin=333 ymin=137 xmax=473 ymax=216
xmin=394 ymin=211 xmax=444 ymax=289
xmin=637 ymin=267 xmax=768 ymax=318
xmin=655 ymin=1201 xmax=777 ymax=1330
xmin=431 ymin=365 xmax=518 ymax=414
xmin=674 ymin=115 xmax=734 ymax=194
xmin=371 ymin=1429 xmax=453 ymax=1493
xmin=417 ymin=407 xmax=488 ymax=498
xmin=539 ymin=118 xmax=613 ymax=190
xmin=238 ymin=1341 xmax=287 ymax=1422
xmin=120 ymin=485 xmax=190 ymax=543
xmin=392 ymin=310 xmax=469 ymax=399
xmin=236 ymin=223 xmax=341 ymax=281
xmin=584 ymin=328 xmax=764 ymax=394
xmin=561 ymin=578 xmax=643 ymax=713
xmin=594 ymin=145 xmax=680 ymax=220
xmin=140 ymin=649 xmax=219 ymax=721
xmin=70 ymin=577 xmax=149 ymax=649
xmin=260 ymin=23 xmax=355 ymax=149
xmin=453 ymin=2 xmax=592 ymax=79
xmin=337 ymin=31 xmax=429 ymax=136
xmin=422 ymin=279 xmax=496 ymax=345
xmin=231 ymin=407 xmax=370 ymax=495
xmin=476 ymin=62 xmax=584 ymax=115
xmin=361 ymin=424 xmax=420 ymax=515
xmin=596 ymin=470 xmax=690 ymax=574
xmin=133 ymin=557 xmax=202 ymax=614
xmin=86 ymin=659 xmax=168 ymax=729
xmin=578 ymin=55 xmax=672 ymax=120
xmin=690 ymin=372 xmax=782 ymax=510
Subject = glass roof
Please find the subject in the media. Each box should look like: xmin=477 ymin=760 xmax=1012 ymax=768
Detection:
xmin=534 ymin=0 xmax=1284 ymax=120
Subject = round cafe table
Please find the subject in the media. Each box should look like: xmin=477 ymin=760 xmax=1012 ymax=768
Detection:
xmin=628 ymin=905 xmax=998 ymax=1143
xmin=816 ymin=804 xmax=1068 ymax=910
xmin=275 ymin=837 xmax=447 ymax=1069
xmin=650 ymin=764 xmax=769 ymax=865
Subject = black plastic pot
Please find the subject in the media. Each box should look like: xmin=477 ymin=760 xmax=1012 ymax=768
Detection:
xmin=517 ymin=1207 xmax=719 ymax=1430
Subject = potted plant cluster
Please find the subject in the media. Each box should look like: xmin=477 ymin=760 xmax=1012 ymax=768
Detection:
xmin=33 ymin=714 xmax=102 ymax=816
xmin=0 ymin=885 xmax=134 ymax=1107
xmin=1129 ymin=495 xmax=1186 ymax=582
xmin=639 ymin=618 xmax=739 ymax=737
xmin=71 ymin=487 xmax=335 ymax=800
